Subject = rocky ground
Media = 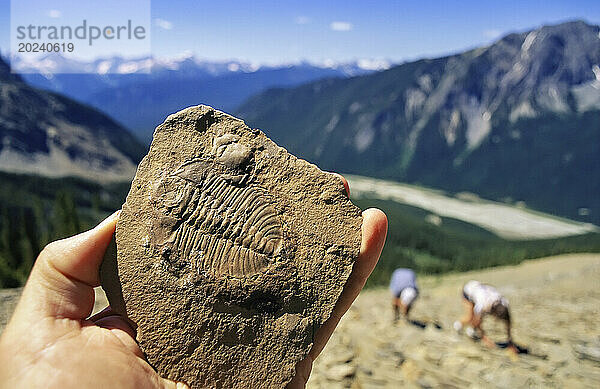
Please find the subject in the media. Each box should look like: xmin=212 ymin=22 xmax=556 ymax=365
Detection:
xmin=1 ymin=253 xmax=598 ymax=388
xmin=0 ymin=288 xmax=22 ymax=331
xmin=308 ymin=254 xmax=600 ymax=388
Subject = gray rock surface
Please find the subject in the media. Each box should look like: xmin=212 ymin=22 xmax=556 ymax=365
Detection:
xmin=112 ymin=106 xmax=362 ymax=388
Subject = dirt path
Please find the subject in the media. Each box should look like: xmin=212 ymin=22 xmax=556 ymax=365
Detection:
xmin=308 ymin=254 xmax=600 ymax=388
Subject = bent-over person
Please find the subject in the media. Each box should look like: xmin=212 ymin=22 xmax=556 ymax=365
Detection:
xmin=454 ymin=280 xmax=517 ymax=353
xmin=390 ymin=268 xmax=419 ymax=322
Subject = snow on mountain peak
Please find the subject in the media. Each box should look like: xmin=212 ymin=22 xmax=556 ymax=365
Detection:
xmin=356 ymin=58 xmax=391 ymax=71
xmin=9 ymin=52 xmax=394 ymax=77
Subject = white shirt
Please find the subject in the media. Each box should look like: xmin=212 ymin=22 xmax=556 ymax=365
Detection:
xmin=463 ymin=280 xmax=508 ymax=315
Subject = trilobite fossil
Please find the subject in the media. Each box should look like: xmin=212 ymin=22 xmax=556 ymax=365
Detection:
xmin=151 ymin=157 xmax=283 ymax=278
xmin=112 ymin=106 xmax=364 ymax=389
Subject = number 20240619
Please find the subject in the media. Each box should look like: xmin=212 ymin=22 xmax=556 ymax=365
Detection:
xmin=18 ymin=42 xmax=75 ymax=53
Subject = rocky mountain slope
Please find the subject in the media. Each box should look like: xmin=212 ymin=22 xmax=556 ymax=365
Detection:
xmin=237 ymin=21 xmax=600 ymax=224
xmin=14 ymin=54 xmax=390 ymax=142
xmin=0 ymin=57 xmax=145 ymax=181
xmin=308 ymin=254 xmax=600 ymax=388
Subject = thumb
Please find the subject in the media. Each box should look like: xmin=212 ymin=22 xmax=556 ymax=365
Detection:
xmin=14 ymin=211 xmax=120 ymax=321
xmin=162 ymin=379 xmax=191 ymax=389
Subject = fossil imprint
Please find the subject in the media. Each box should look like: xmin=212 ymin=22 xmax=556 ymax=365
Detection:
xmin=151 ymin=137 xmax=283 ymax=278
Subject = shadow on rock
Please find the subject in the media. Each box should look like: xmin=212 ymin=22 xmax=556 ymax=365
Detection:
xmin=408 ymin=319 xmax=443 ymax=330
xmin=496 ymin=341 xmax=529 ymax=355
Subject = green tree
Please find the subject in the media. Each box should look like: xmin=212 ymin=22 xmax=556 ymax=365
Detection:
xmin=52 ymin=190 xmax=81 ymax=240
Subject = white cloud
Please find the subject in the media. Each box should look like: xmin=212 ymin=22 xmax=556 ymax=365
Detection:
xmin=330 ymin=21 xmax=353 ymax=32
xmin=294 ymin=16 xmax=310 ymax=25
xmin=483 ymin=29 xmax=502 ymax=40
xmin=154 ymin=18 xmax=173 ymax=30
xmin=48 ymin=10 xmax=61 ymax=18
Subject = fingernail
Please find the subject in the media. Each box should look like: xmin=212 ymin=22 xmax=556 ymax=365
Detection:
xmin=105 ymin=210 xmax=121 ymax=223
xmin=176 ymin=383 xmax=190 ymax=389
xmin=94 ymin=210 xmax=121 ymax=231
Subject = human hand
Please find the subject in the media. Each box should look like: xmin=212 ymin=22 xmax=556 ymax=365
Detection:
xmin=0 ymin=211 xmax=189 ymax=389
xmin=0 ymin=176 xmax=387 ymax=389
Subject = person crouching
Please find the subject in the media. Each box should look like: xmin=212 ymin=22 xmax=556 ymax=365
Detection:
xmin=454 ymin=280 xmax=517 ymax=353
xmin=390 ymin=268 xmax=419 ymax=322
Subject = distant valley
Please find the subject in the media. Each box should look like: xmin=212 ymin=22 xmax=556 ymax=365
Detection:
xmin=347 ymin=175 xmax=597 ymax=240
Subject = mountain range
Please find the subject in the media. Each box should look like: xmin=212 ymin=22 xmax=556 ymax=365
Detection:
xmin=2 ymin=20 xmax=598 ymax=224
xmin=237 ymin=20 xmax=600 ymax=224
xmin=12 ymin=54 xmax=390 ymax=142
xmin=0 ymin=56 xmax=145 ymax=181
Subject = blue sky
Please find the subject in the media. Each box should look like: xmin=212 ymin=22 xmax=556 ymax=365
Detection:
xmin=1 ymin=0 xmax=599 ymax=63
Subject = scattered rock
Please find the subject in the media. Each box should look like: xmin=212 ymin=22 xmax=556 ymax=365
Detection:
xmin=325 ymin=350 xmax=355 ymax=366
xmin=0 ymin=288 xmax=22 ymax=330
xmin=534 ymin=332 xmax=561 ymax=344
xmin=110 ymin=106 xmax=362 ymax=388
xmin=573 ymin=341 xmax=600 ymax=364
xmin=401 ymin=359 xmax=422 ymax=381
xmin=326 ymin=364 xmax=356 ymax=381
xmin=306 ymin=254 xmax=600 ymax=388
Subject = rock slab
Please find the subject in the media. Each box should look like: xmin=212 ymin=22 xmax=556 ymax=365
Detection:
xmin=113 ymin=106 xmax=362 ymax=388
